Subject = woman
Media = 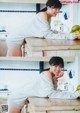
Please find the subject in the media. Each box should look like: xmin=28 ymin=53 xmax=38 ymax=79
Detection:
xmin=6 ymin=0 xmax=78 ymax=56
xmin=8 ymin=56 xmax=80 ymax=113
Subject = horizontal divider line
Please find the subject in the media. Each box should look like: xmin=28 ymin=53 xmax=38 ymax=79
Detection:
xmin=0 ymin=10 xmax=63 ymax=13
xmin=0 ymin=68 xmax=39 ymax=71
xmin=0 ymin=10 xmax=36 ymax=13
xmin=0 ymin=68 xmax=67 ymax=71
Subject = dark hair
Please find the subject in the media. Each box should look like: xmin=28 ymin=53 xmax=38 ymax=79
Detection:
xmin=40 ymin=0 xmax=62 ymax=12
xmin=49 ymin=56 xmax=64 ymax=68
xmin=40 ymin=7 xmax=47 ymax=12
xmin=46 ymin=0 xmax=62 ymax=9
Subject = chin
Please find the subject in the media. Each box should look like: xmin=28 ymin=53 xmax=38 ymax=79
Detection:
xmin=52 ymin=14 xmax=57 ymax=17
xmin=55 ymin=73 xmax=59 ymax=76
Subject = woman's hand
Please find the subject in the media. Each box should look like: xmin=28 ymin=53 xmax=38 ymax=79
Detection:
xmin=53 ymin=71 xmax=64 ymax=80
xmin=75 ymin=90 xmax=80 ymax=98
xmin=72 ymin=33 xmax=80 ymax=39
xmin=57 ymin=71 xmax=64 ymax=78
xmin=75 ymin=33 xmax=80 ymax=39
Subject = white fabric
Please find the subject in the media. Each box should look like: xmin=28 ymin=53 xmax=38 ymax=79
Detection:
xmin=8 ymin=73 xmax=80 ymax=109
xmin=7 ymin=14 xmax=72 ymax=47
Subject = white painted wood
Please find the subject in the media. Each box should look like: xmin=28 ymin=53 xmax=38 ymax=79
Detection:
xmin=0 ymin=39 xmax=7 ymax=56
xmin=0 ymin=0 xmax=78 ymax=4
xmin=0 ymin=56 xmax=75 ymax=62
xmin=47 ymin=111 xmax=80 ymax=113
xmin=0 ymin=0 xmax=47 ymax=4
xmin=43 ymin=50 xmax=80 ymax=57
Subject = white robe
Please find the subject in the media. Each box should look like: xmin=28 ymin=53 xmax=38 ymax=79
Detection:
xmin=8 ymin=73 xmax=80 ymax=109
xmin=7 ymin=14 xmax=72 ymax=47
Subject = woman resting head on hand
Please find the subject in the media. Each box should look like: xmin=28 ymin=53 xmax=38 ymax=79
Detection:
xmin=42 ymin=56 xmax=64 ymax=81
xmin=8 ymin=56 xmax=80 ymax=113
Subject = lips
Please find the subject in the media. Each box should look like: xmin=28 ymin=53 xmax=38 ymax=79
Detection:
xmin=53 ymin=13 xmax=57 ymax=16
xmin=54 ymin=72 xmax=60 ymax=76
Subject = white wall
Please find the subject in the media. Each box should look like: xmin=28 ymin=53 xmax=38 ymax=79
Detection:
xmin=0 ymin=3 xmax=36 ymax=33
xmin=0 ymin=60 xmax=39 ymax=91
xmin=0 ymin=57 xmax=80 ymax=92
xmin=0 ymin=3 xmax=80 ymax=34
xmin=75 ymin=57 xmax=80 ymax=85
xmin=51 ymin=3 xmax=80 ymax=32
xmin=78 ymin=3 xmax=80 ymax=24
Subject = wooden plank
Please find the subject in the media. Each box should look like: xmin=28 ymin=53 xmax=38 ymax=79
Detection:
xmin=0 ymin=98 xmax=7 ymax=104
xmin=43 ymin=50 xmax=80 ymax=57
xmin=47 ymin=111 xmax=80 ymax=113
xmin=25 ymin=45 xmax=43 ymax=57
xmin=0 ymin=0 xmax=78 ymax=4
xmin=0 ymin=40 xmax=7 ymax=56
xmin=0 ymin=98 xmax=8 ymax=113
xmin=25 ymin=38 xmax=80 ymax=51
xmin=25 ymin=51 xmax=43 ymax=57
xmin=0 ymin=0 xmax=47 ymax=3
xmin=28 ymin=105 xmax=46 ymax=113
xmin=29 ymin=104 xmax=80 ymax=111
xmin=0 ymin=56 xmax=75 ymax=62
xmin=28 ymin=97 xmax=80 ymax=112
xmin=24 ymin=38 xmax=80 ymax=60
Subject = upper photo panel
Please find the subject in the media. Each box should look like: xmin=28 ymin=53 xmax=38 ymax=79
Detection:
xmin=0 ymin=0 xmax=80 ymax=59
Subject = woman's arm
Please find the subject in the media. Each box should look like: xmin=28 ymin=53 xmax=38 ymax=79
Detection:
xmin=43 ymin=28 xmax=75 ymax=40
xmin=48 ymin=89 xmax=80 ymax=99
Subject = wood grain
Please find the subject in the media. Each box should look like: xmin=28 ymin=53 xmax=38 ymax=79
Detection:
xmin=28 ymin=97 xmax=80 ymax=113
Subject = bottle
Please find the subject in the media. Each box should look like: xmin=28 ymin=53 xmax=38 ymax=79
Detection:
xmin=64 ymin=82 xmax=68 ymax=91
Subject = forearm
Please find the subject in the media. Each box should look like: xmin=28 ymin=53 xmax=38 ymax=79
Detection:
xmin=48 ymin=90 xmax=80 ymax=99
xmin=43 ymin=30 xmax=70 ymax=39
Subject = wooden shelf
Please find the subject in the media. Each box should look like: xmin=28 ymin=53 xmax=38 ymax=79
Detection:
xmin=0 ymin=0 xmax=47 ymax=4
xmin=28 ymin=97 xmax=80 ymax=113
xmin=25 ymin=38 xmax=80 ymax=59
xmin=0 ymin=56 xmax=75 ymax=62
xmin=0 ymin=0 xmax=77 ymax=4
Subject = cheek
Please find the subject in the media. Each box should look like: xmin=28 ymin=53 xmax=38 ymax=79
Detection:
xmin=49 ymin=9 xmax=55 ymax=14
xmin=51 ymin=11 xmax=57 ymax=16
xmin=49 ymin=10 xmax=53 ymax=15
xmin=54 ymin=68 xmax=61 ymax=74
xmin=52 ymin=67 xmax=57 ymax=73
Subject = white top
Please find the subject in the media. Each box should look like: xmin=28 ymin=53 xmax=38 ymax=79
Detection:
xmin=8 ymin=73 xmax=80 ymax=109
xmin=7 ymin=14 xmax=72 ymax=47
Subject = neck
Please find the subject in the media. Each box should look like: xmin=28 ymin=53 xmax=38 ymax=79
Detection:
xmin=48 ymin=69 xmax=55 ymax=77
xmin=48 ymin=69 xmax=57 ymax=81
xmin=45 ymin=11 xmax=51 ymax=21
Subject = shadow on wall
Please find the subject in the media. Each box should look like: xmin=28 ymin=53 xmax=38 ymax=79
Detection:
xmin=0 ymin=39 xmax=7 ymax=56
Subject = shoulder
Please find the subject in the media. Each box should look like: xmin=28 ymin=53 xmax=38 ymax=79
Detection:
xmin=41 ymin=71 xmax=52 ymax=79
xmin=38 ymin=12 xmax=48 ymax=21
xmin=41 ymin=70 xmax=48 ymax=75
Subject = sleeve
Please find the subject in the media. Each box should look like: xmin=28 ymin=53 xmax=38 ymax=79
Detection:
xmin=43 ymin=28 xmax=73 ymax=39
xmin=39 ymin=73 xmax=80 ymax=99
xmin=48 ymin=89 xmax=80 ymax=99
xmin=40 ymin=72 xmax=80 ymax=99
xmin=30 ymin=15 xmax=67 ymax=39
xmin=39 ymin=19 xmax=73 ymax=40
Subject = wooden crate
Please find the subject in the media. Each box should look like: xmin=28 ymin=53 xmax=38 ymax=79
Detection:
xmin=24 ymin=38 xmax=80 ymax=61
xmin=28 ymin=97 xmax=80 ymax=113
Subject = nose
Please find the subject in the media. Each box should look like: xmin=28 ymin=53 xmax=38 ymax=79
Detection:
xmin=57 ymin=9 xmax=60 ymax=13
xmin=56 ymin=66 xmax=62 ymax=72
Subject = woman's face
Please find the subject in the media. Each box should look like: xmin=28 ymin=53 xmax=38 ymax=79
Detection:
xmin=50 ymin=64 xmax=62 ymax=76
xmin=47 ymin=6 xmax=60 ymax=17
